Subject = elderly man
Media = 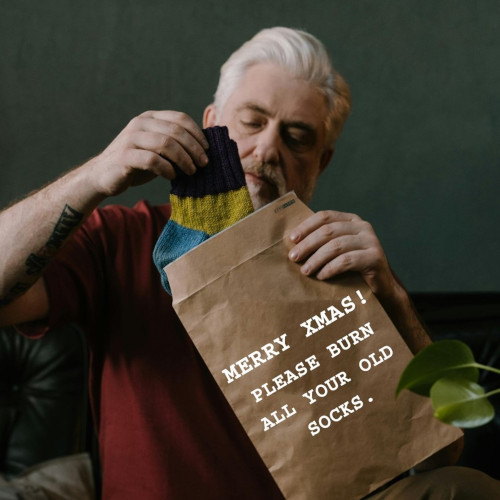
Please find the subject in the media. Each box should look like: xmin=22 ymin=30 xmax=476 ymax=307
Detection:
xmin=0 ymin=26 xmax=498 ymax=499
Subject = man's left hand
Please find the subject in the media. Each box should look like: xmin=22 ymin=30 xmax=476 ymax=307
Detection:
xmin=288 ymin=210 xmax=398 ymax=300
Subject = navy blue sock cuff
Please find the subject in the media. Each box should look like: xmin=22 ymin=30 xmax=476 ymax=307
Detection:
xmin=171 ymin=126 xmax=246 ymax=198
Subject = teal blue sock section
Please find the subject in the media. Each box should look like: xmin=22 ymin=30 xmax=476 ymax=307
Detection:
xmin=153 ymin=221 xmax=209 ymax=294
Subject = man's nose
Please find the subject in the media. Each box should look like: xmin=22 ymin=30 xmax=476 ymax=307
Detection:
xmin=252 ymin=126 xmax=281 ymax=165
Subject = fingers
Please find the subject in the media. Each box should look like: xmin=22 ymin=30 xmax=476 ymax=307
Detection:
xmin=125 ymin=111 xmax=209 ymax=176
xmin=304 ymin=247 xmax=381 ymax=281
xmin=288 ymin=210 xmax=386 ymax=282
xmin=289 ymin=221 xmax=362 ymax=261
xmin=123 ymin=148 xmax=178 ymax=181
xmin=127 ymin=130 xmax=198 ymax=175
xmin=94 ymin=110 xmax=213 ymax=197
xmin=289 ymin=210 xmax=361 ymax=244
xmin=141 ymin=110 xmax=209 ymax=151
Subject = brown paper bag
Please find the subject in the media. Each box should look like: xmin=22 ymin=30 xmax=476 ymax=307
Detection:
xmin=166 ymin=192 xmax=462 ymax=500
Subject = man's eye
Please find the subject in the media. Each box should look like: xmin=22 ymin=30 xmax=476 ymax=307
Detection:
xmin=288 ymin=135 xmax=305 ymax=145
xmin=285 ymin=133 xmax=313 ymax=151
xmin=241 ymin=121 xmax=262 ymax=129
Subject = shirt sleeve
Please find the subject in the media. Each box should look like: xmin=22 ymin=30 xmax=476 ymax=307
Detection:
xmin=16 ymin=206 xmax=109 ymax=339
xmin=16 ymin=201 xmax=171 ymax=341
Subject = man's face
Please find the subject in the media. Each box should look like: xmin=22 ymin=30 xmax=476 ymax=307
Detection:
xmin=204 ymin=63 xmax=333 ymax=209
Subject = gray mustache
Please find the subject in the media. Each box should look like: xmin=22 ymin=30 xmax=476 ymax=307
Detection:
xmin=243 ymin=163 xmax=284 ymax=187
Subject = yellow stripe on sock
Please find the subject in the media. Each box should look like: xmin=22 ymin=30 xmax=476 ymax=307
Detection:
xmin=170 ymin=187 xmax=254 ymax=235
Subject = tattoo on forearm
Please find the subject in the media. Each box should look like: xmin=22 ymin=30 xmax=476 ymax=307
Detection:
xmin=46 ymin=204 xmax=84 ymax=249
xmin=0 ymin=282 xmax=31 ymax=308
xmin=23 ymin=205 xmax=83 ymax=280
xmin=0 ymin=204 xmax=84 ymax=306
xmin=24 ymin=204 xmax=83 ymax=276
xmin=25 ymin=250 xmax=50 ymax=275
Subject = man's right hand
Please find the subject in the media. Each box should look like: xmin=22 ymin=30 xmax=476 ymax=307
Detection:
xmin=0 ymin=110 xmax=208 ymax=325
xmin=88 ymin=110 xmax=210 ymax=197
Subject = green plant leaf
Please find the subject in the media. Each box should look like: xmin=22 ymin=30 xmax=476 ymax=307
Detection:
xmin=395 ymin=340 xmax=479 ymax=397
xmin=430 ymin=377 xmax=495 ymax=428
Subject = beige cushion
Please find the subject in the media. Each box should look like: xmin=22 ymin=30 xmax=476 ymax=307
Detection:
xmin=0 ymin=453 xmax=94 ymax=500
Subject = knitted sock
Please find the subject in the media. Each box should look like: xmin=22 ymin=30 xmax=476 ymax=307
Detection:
xmin=153 ymin=126 xmax=254 ymax=294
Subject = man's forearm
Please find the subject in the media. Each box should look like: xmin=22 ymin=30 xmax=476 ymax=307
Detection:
xmin=376 ymin=271 xmax=431 ymax=355
xmin=0 ymin=163 xmax=105 ymax=307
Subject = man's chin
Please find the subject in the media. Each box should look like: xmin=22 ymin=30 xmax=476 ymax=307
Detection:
xmin=247 ymin=184 xmax=277 ymax=210
xmin=249 ymin=194 xmax=273 ymax=211
xmin=244 ymin=178 xmax=275 ymax=210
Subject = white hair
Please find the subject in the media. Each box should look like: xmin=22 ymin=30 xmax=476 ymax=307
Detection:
xmin=213 ymin=27 xmax=351 ymax=146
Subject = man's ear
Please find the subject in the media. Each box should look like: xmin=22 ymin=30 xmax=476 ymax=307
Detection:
xmin=319 ymin=147 xmax=334 ymax=175
xmin=203 ymin=105 xmax=217 ymax=128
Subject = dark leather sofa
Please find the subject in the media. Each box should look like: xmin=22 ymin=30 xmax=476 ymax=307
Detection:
xmin=0 ymin=293 xmax=499 ymax=497
xmin=0 ymin=323 xmax=100 ymax=497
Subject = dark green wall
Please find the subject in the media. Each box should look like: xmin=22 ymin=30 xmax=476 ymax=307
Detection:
xmin=1 ymin=1 xmax=499 ymax=291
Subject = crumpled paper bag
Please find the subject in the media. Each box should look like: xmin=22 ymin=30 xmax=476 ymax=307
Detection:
xmin=166 ymin=192 xmax=462 ymax=500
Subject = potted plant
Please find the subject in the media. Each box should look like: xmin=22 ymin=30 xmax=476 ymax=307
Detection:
xmin=396 ymin=340 xmax=500 ymax=428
